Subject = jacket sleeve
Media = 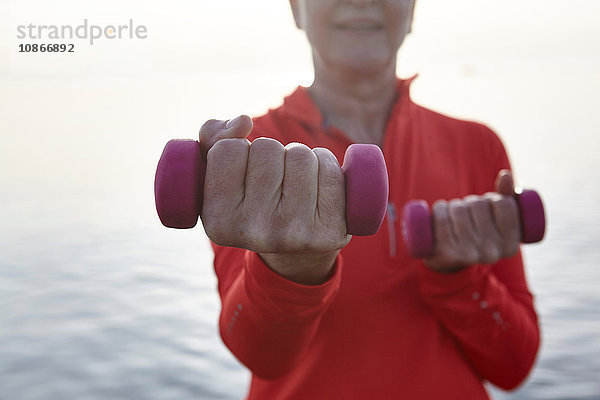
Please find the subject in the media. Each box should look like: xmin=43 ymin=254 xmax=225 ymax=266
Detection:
xmin=212 ymin=243 xmax=342 ymax=379
xmin=418 ymin=125 xmax=540 ymax=390
xmin=418 ymin=255 xmax=540 ymax=389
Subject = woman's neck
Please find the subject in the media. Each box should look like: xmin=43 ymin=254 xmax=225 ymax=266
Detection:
xmin=308 ymin=62 xmax=398 ymax=146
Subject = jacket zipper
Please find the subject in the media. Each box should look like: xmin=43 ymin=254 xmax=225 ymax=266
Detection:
xmin=387 ymin=202 xmax=397 ymax=257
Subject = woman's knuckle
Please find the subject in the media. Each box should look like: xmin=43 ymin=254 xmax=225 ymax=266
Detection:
xmin=505 ymin=241 xmax=520 ymax=257
xmin=449 ymin=198 xmax=466 ymax=211
xmin=204 ymin=221 xmax=229 ymax=246
xmin=464 ymin=247 xmax=480 ymax=265
xmin=251 ymin=137 xmax=284 ymax=155
xmin=482 ymin=244 xmax=500 ymax=264
xmin=286 ymin=142 xmax=314 ymax=159
xmin=209 ymin=138 xmax=246 ymax=160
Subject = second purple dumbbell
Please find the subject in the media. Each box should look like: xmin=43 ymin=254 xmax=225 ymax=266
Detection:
xmin=401 ymin=189 xmax=546 ymax=258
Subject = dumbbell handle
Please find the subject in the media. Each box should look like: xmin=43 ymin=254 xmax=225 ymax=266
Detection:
xmin=401 ymin=189 xmax=546 ymax=258
xmin=154 ymin=139 xmax=389 ymax=236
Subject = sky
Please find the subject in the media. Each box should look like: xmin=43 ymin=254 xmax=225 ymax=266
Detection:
xmin=3 ymin=0 xmax=599 ymax=78
xmin=1 ymin=0 xmax=599 ymax=226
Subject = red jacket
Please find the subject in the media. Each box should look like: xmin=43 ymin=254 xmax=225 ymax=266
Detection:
xmin=211 ymin=78 xmax=539 ymax=399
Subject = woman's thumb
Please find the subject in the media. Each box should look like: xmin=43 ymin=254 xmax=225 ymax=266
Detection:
xmin=494 ymin=169 xmax=515 ymax=196
xmin=199 ymin=115 xmax=253 ymax=158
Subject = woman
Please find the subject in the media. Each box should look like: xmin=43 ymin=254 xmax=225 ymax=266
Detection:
xmin=198 ymin=0 xmax=539 ymax=398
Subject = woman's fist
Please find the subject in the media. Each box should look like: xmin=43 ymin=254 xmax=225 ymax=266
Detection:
xmin=199 ymin=117 xmax=351 ymax=284
xmin=424 ymin=171 xmax=521 ymax=273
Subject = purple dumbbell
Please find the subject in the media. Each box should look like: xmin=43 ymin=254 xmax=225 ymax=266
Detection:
xmin=401 ymin=189 xmax=546 ymax=258
xmin=154 ymin=139 xmax=389 ymax=236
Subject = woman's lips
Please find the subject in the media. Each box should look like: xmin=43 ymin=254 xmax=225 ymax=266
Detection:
xmin=334 ymin=20 xmax=383 ymax=32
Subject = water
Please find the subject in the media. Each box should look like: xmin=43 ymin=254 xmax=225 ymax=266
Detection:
xmin=0 ymin=224 xmax=248 ymax=399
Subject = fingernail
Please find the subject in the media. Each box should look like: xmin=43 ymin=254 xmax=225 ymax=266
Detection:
xmin=226 ymin=115 xmax=243 ymax=129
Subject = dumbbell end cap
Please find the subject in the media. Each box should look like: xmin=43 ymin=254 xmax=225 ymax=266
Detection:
xmin=154 ymin=139 xmax=205 ymax=229
xmin=516 ymin=188 xmax=545 ymax=243
xmin=342 ymin=144 xmax=389 ymax=236
xmin=402 ymin=200 xmax=434 ymax=258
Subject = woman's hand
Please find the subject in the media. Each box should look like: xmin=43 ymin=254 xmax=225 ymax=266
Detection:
xmin=424 ymin=170 xmax=521 ymax=274
xmin=199 ymin=116 xmax=351 ymax=284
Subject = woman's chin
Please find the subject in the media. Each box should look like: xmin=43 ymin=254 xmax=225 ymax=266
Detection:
xmin=315 ymin=46 xmax=393 ymax=75
xmin=332 ymin=55 xmax=393 ymax=76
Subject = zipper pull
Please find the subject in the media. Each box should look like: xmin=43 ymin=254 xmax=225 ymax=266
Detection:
xmin=387 ymin=202 xmax=397 ymax=257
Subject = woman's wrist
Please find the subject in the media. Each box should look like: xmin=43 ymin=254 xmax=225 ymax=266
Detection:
xmin=259 ymin=250 xmax=340 ymax=285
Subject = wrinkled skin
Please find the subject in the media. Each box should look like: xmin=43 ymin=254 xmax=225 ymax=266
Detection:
xmin=199 ymin=116 xmax=350 ymax=285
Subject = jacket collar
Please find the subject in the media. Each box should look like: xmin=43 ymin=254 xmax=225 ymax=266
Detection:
xmin=280 ymin=76 xmax=417 ymax=130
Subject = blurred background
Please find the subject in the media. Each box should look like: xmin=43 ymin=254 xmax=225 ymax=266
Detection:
xmin=1 ymin=0 xmax=599 ymax=398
